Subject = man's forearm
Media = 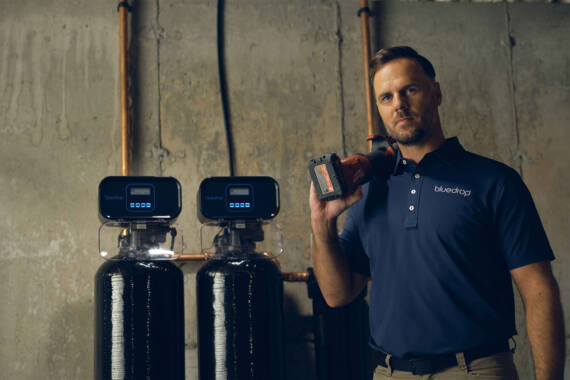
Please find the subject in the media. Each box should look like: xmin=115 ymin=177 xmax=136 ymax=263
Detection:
xmin=525 ymin=277 xmax=565 ymax=380
xmin=311 ymin=218 xmax=356 ymax=307
xmin=308 ymin=182 xmax=365 ymax=307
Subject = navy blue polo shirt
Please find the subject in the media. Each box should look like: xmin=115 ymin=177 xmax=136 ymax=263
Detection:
xmin=339 ymin=137 xmax=554 ymax=358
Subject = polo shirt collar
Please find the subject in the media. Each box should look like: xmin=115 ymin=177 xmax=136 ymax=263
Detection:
xmin=426 ymin=137 xmax=466 ymax=164
xmin=393 ymin=137 xmax=465 ymax=174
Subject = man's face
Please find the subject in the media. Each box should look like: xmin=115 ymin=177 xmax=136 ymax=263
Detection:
xmin=373 ymin=58 xmax=442 ymax=145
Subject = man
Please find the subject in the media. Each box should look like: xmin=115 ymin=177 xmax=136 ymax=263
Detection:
xmin=309 ymin=46 xmax=565 ymax=379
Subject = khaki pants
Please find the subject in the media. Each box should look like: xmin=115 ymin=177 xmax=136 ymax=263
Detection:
xmin=373 ymin=352 xmax=519 ymax=380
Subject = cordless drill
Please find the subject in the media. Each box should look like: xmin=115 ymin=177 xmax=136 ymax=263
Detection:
xmin=308 ymin=137 xmax=396 ymax=201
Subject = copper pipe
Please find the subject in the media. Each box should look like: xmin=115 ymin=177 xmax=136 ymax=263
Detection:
xmin=175 ymin=251 xmax=311 ymax=282
xmin=260 ymin=251 xmax=281 ymax=268
xmin=359 ymin=0 xmax=376 ymax=153
xmin=119 ymin=2 xmax=130 ymax=176
xmin=259 ymin=252 xmax=311 ymax=282
xmin=282 ymin=272 xmax=310 ymax=282
xmin=175 ymin=252 xmax=211 ymax=262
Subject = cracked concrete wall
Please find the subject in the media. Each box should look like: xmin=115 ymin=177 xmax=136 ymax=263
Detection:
xmin=0 ymin=0 xmax=568 ymax=379
xmin=0 ymin=1 xmax=120 ymax=378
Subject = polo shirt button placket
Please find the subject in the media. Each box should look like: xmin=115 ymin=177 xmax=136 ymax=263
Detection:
xmin=404 ymin=172 xmax=422 ymax=228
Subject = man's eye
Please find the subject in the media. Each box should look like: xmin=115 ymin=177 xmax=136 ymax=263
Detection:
xmin=380 ymin=95 xmax=391 ymax=103
xmin=406 ymin=87 xmax=417 ymax=95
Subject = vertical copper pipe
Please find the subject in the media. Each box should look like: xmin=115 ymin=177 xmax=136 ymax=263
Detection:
xmin=119 ymin=3 xmax=130 ymax=176
xmin=359 ymin=0 xmax=375 ymax=153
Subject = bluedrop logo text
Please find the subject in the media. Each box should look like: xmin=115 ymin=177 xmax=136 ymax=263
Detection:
xmin=434 ymin=185 xmax=471 ymax=197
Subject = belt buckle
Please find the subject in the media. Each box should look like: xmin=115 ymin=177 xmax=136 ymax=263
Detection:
xmin=409 ymin=358 xmax=432 ymax=375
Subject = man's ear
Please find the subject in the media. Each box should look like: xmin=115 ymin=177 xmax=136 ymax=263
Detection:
xmin=433 ymin=82 xmax=442 ymax=106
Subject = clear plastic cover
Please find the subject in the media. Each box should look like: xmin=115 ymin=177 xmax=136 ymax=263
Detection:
xmin=200 ymin=220 xmax=284 ymax=259
xmin=199 ymin=222 xmax=221 ymax=257
xmin=99 ymin=221 xmax=184 ymax=260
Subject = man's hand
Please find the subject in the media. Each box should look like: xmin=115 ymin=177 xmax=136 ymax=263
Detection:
xmin=309 ymin=182 xmax=363 ymax=237
xmin=309 ymin=182 xmax=367 ymax=307
xmin=511 ymin=261 xmax=565 ymax=380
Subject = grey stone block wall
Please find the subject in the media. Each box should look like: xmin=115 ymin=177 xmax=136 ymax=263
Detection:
xmin=0 ymin=0 xmax=568 ymax=379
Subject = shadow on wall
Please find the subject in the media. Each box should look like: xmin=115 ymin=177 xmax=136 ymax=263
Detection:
xmin=370 ymin=1 xmax=388 ymax=137
xmin=370 ymin=1 xmax=386 ymax=54
xmin=130 ymin=0 xmax=145 ymax=175
xmin=129 ymin=0 xmax=161 ymax=176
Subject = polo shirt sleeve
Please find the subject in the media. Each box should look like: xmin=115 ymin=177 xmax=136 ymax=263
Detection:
xmin=493 ymin=169 xmax=555 ymax=269
xmin=338 ymin=206 xmax=371 ymax=276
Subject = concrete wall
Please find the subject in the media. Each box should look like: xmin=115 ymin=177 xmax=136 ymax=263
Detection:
xmin=0 ymin=0 xmax=568 ymax=379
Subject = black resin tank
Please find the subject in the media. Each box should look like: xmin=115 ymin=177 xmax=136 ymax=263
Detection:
xmin=94 ymin=259 xmax=185 ymax=380
xmin=197 ymin=250 xmax=285 ymax=380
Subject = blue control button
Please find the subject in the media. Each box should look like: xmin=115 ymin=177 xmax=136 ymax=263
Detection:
xmin=245 ymin=203 xmax=250 ymax=208
xmin=130 ymin=203 xmax=135 ymax=208
xmin=240 ymin=203 xmax=245 ymax=208
xmin=230 ymin=203 xmax=235 ymax=208
xmin=136 ymin=203 xmax=141 ymax=208
xmin=146 ymin=203 xmax=151 ymax=208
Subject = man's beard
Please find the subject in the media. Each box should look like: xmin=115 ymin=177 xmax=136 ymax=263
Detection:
xmin=387 ymin=115 xmax=429 ymax=145
xmin=391 ymin=126 xmax=427 ymax=145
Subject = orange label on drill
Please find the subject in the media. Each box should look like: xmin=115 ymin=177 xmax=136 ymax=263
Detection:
xmin=315 ymin=164 xmax=335 ymax=194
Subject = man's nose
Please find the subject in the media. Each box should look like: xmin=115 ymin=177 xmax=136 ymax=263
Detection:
xmin=393 ymin=93 xmax=408 ymax=111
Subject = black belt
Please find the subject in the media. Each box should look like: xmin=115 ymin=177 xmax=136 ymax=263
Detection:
xmin=372 ymin=340 xmax=510 ymax=375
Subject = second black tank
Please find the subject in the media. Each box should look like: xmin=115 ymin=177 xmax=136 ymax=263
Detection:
xmin=197 ymin=223 xmax=285 ymax=380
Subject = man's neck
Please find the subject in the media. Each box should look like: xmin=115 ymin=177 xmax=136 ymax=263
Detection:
xmin=398 ymin=133 xmax=445 ymax=164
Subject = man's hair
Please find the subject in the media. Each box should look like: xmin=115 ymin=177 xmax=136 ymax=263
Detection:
xmin=369 ymin=46 xmax=436 ymax=83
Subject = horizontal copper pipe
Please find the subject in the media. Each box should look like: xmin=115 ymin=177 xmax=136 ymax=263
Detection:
xmin=282 ymin=272 xmax=310 ymax=282
xmin=175 ymin=253 xmax=211 ymax=261
xmin=260 ymin=251 xmax=281 ymax=268
xmin=175 ymin=251 xmax=310 ymax=282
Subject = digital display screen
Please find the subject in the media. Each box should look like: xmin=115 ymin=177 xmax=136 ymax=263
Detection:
xmin=130 ymin=187 xmax=151 ymax=196
xmin=229 ymin=187 xmax=250 ymax=196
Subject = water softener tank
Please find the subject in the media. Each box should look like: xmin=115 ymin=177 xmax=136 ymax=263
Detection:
xmin=197 ymin=224 xmax=284 ymax=380
xmin=95 ymin=177 xmax=185 ymax=380
xmin=94 ymin=253 xmax=185 ymax=379
xmin=196 ymin=177 xmax=285 ymax=380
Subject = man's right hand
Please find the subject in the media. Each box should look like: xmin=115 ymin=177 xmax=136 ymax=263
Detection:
xmin=309 ymin=182 xmax=363 ymax=237
xmin=309 ymin=181 xmax=368 ymax=307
